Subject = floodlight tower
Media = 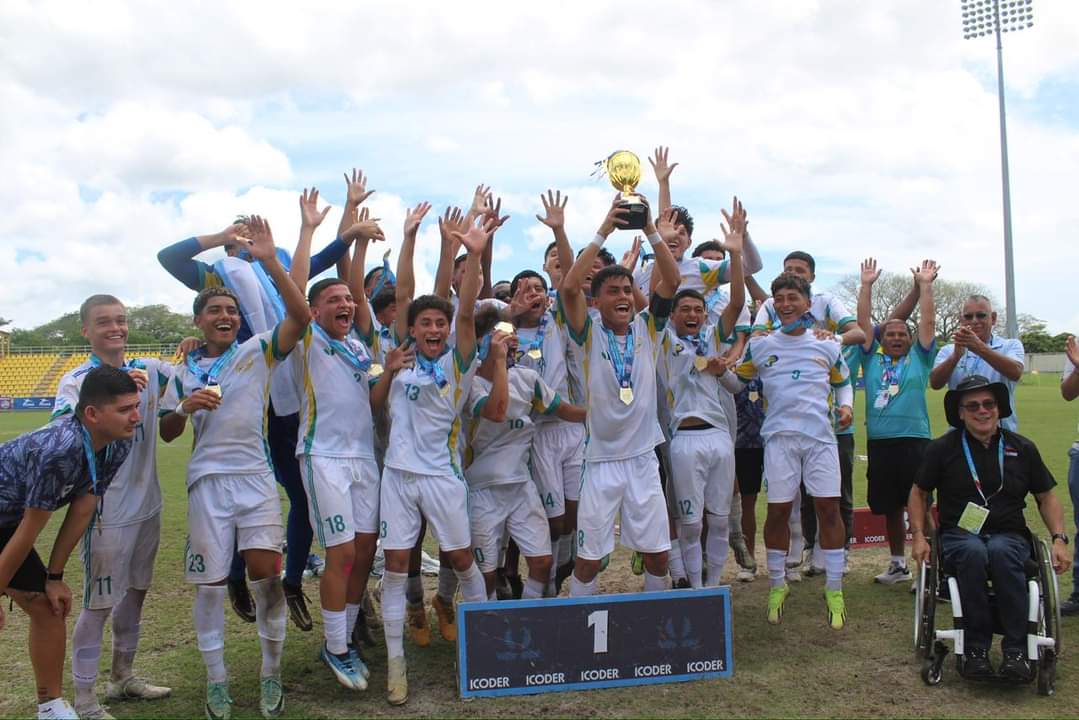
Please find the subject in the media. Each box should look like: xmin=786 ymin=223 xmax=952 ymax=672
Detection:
xmin=960 ymin=0 xmax=1033 ymax=339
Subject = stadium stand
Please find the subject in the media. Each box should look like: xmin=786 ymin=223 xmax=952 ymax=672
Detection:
xmin=0 ymin=346 xmax=177 ymax=399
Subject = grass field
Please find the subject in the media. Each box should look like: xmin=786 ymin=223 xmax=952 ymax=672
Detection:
xmin=1 ymin=376 xmax=1077 ymax=719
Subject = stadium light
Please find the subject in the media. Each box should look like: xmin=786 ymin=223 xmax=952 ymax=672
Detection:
xmin=960 ymin=0 xmax=1033 ymax=339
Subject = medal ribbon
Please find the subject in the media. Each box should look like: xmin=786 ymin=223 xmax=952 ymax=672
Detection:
xmin=679 ymin=332 xmax=708 ymax=357
xmin=416 ymin=353 xmax=449 ymax=390
xmin=185 ymin=342 xmax=239 ymax=387
xmin=602 ymin=324 xmax=635 ymax=390
xmin=961 ymin=430 xmax=1005 ymax=505
xmin=313 ymin=324 xmax=371 ymax=373
xmin=90 ymin=355 xmax=147 ymax=372
xmin=780 ymin=312 xmax=816 ymax=334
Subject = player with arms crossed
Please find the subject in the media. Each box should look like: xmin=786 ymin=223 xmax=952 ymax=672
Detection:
xmin=159 ymin=216 xmax=310 ymax=719
xmin=561 ymin=193 xmax=680 ymax=596
xmin=0 ymin=367 xmax=138 ymax=720
xmin=736 ymin=272 xmax=854 ymax=629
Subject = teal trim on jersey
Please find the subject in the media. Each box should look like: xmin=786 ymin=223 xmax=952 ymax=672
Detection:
xmin=835 ymin=315 xmax=856 ymax=331
xmin=304 ymin=455 xmax=326 ymax=548
xmin=567 ymin=312 xmax=590 ymax=348
xmin=543 ymin=393 xmax=562 ymax=416
xmin=301 ymin=339 xmax=318 ymax=455
xmin=50 ymin=404 xmax=73 ymax=421
xmin=353 ymin=320 xmax=376 ymax=348
xmin=472 ymin=396 xmax=488 ymax=417
xmin=270 ymin=324 xmax=288 ymax=361
xmin=454 ymin=346 xmax=476 ymax=375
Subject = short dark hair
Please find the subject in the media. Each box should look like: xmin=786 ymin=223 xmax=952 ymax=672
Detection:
xmin=691 ymin=240 xmax=724 ymax=259
xmin=308 ymin=278 xmax=348 ymax=305
xmin=783 ymin=251 xmax=816 ymax=274
xmin=674 ymin=288 xmax=706 ymax=308
xmin=363 ymin=267 xmax=383 ymax=289
xmin=590 ymin=265 xmax=634 ymax=298
xmin=670 ymin=205 xmax=694 ymax=238
xmin=75 ymin=366 xmax=138 ymax=418
xmin=544 ymin=241 xmax=558 ymax=260
xmin=510 ymin=270 xmax=548 ymax=298
xmin=79 ymin=294 xmax=124 ymax=324
xmin=473 ymin=304 xmax=503 ymax=339
xmin=770 ymin=272 xmax=812 ymax=300
xmin=453 ymin=254 xmax=469 ymax=270
xmin=193 ymin=287 xmax=240 ymax=316
xmin=371 ymin=289 xmax=396 ymax=315
xmin=881 ymin=318 xmax=913 ymax=337
xmin=407 ymin=294 xmax=454 ymax=327
xmin=578 ymin=247 xmax=617 ymax=268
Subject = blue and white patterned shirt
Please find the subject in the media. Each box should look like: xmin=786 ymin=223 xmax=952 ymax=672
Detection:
xmin=0 ymin=416 xmax=131 ymax=527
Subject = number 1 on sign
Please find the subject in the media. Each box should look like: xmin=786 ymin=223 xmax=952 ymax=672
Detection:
xmin=587 ymin=610 xmax=609 ymax=654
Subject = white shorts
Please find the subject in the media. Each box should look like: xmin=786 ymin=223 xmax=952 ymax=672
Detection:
xmin=300 ymin=455 xmax=380 ymax=548
xmin=531 ymin=421 xmax=586 ymax=516
xmin=577 ymin=452 xmax=671 ymax=560
xmin=670 ymin=428 xmax=735 ymax=524
xmin=469 ymin=482 xmax=551 ymax=572
xmin=380 ymin=467 xmax=470 ymax=552
xmin=81 ymin=514 xmax=161 ymax=610
xmin=763 ymin=433 xmax=840 ymax=504
xmin=185 ymin=472 xmax=283 ymax=584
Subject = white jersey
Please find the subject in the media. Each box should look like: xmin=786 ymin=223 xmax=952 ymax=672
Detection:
xmin=383 ymin=347 xmax=478 ymax=476
xmin=52 ymin=356 xmax=170 ymax=527
xmin=735 ymin=331 xmax=852 ymax=444
xmin=514 ymin=305 xmax=572 ymax=425
xmin=368 ymin=316 xmax=395 ymax=366
xmin=290 ymin=324 xmax=378 ymax=459
xmin=634 ymin=256 xmax=731 ymax=295
xmin=752 ymin=292 xmax=855 ymax=334
xmin=704 ymin=287 xmax=752 ymax=335
xmin=661 ymin=324 xmax=743 ymax=438
xmin=464 ymin=367 xmax=560 ymax=490
xmin=570 ymin=310 xmax=667 ymax=462
xmin=161 ymin=329 xmax=285 ymax=486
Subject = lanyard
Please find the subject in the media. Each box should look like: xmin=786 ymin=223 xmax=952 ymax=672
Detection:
xmin=779 ymin=312 xmax=816 ymax=334
xmin=80 ymin=424 xmax=110 ymax=526
xmin=880 ymin=351 xmax=907 ymax=388
xmin=705 ymin=289 xmax=724 ymax=315
xmin=314 ymin=324 xmax=371 ymax=373
xmin=602 ymin=324 xmax=635 ymax=389
xmin=961 ymin=430 xmax=1005 ymax=505
xmin=90 ymin=355 xmax=146 ymax=372
xmin=186 ymin=342 xmax=239 ymax=387
xmin=679 ymin=332 xmax=708 ymax=357
xmin=522 ymin=312 xmax=549 ymax=356
xmin=416 ymin=354 xmax=449 ymax=389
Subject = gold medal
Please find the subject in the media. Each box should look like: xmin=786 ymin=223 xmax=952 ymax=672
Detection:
xmin=495 ymin=321 xmax=515 ymax=335
xmin=619 ymin=386 xmax=634 ymax=405
xmin=889 ymin=384 xmax=899 ymax=397
xmin=528 ymin=348 xmax=542 ymax=360
xmin=369 ymin=363 xmax=384 ymax=378
xmin=749 ymin=391 xmax=759 ymax=403
xmin=439 ymin=384 xmax=450 ymax=398
xmin=206 ymin=383 xmax=222 ymax=398
xmin=694 ymin=356 xmax=708 ymax=371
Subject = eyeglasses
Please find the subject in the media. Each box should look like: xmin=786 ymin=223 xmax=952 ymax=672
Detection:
xmin=960 ymin=399 xmax=997 ymax=412
xmin=962 ymin=312 xmax=990 ymax=321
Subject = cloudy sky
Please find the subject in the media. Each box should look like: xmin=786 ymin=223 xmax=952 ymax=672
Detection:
xmin=2 ymin=0 xmax=1077 ymax=334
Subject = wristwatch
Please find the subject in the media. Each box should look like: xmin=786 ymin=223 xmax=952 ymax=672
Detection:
xmin=47 ymin=571 xmax=64 ymax=581
xmin=1052 ymin=533 xmax=1069 ymax=546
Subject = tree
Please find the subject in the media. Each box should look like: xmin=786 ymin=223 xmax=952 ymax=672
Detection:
xmin=9 ymin=305 xmax=193 ymax=348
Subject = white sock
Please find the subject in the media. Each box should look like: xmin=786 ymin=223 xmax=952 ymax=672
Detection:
xmin=704 ymin=514 xmax=730 ymax=588
xmin=644 ymin=569 xmax=666 ymax=592
xmin=405 ymin=574 xmax=424 ymax=605
xmin=381 ymin=571 xmax=407 ymax=659
xmin=110 ymin=588 xmax=146 ymax=682
xmin=72 ymin=607 xmax=110 ymax=703
xmin=549 ymin=541 xmax=560 ymax=582
xmin=766 ymin=549 xmax=787 ymax=589
xmin=678 ymin=523 xmax=704 ymax=587
xmin=437 ymin=565 xmax=458 ymax=603
xmin=556 ymin=535 xmax=572 ymax=567
xmin=823 ymin=548 xmax=845 ymax=592
xmin=251 ymin=576 xmax=286 ymax=678
xmin=569 ymin=573 xmax=597 ymax=597
xmin=455 ymin=562 xmax=487 ymax=603
xmin=322 ymin=608 xmax=348 ymax=656
xmin=788 ymin=494 xmax=804 ymax=562
xmin=523 ymin=577 xmax=545 ymax=599
xmin=345 ymin=603 xmax=361 ymax=640
xmin=891 ymin=555 xmax=907 ymax=568
xmin=668 ymin=538 xmax=688 ymax=581
xmin=194 ymin=585 xmax=228 ymax=683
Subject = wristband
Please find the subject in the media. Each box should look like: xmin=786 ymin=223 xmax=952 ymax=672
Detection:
xmin=47 ymin=571 xmax=64 ymax=581
xmin=173 ymin=402 xmax=189 ymax=418
xmin=646 ymin=232 xmax=663 ymax=248
xmin=589 ymin=233 xmax=606 ymax=249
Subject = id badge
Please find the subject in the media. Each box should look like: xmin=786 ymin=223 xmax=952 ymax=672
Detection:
xmin=957 ymin=501 xmax=990 ymax=535
xmin=873 ymin=390 xmax=890 ymax=410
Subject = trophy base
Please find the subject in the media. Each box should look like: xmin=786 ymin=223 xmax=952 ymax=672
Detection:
xmin=617 ymin=198 xmax=647 ymax=231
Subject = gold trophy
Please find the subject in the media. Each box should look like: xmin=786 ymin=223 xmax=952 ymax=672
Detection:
xmin=602 ymin=150 xmax=647 ymax=230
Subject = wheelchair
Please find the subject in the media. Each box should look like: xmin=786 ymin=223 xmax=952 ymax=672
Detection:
xmin=913 ymin=533 xmax=1062 ymax=695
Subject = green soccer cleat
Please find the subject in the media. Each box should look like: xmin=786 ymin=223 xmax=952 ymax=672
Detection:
xmin=767 ymin=584 xmax=790 ymax=625
xmin=205 ymin=681 xmax=232 ymax=720
xmin=631 ymin=551 xmax=644 ymax=576
xmin=259 ymin=676 xmax=284 ymax=718
xmin=825 ymin=590 xmax=846 ymax=630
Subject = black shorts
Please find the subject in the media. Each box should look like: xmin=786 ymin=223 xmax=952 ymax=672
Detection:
xmin=866 ymin=437 xmax=930 ymax=515
xmin=0 ymin=525 xmax=47 ymax=593
xmin=735 ymin=447 xmax=765 ymax=496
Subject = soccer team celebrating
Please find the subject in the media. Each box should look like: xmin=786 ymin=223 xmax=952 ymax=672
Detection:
xmin=0 ymin=147 xmax=1073 ymax=719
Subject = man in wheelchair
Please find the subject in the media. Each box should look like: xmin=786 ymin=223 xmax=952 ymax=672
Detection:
xmin=909 ymin=375 xmax=1069 ymax=683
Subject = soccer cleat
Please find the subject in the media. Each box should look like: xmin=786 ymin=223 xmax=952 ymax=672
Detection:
xmin=432 ymin=593 xmax=457 ymax=642
xmin=72 ymin=702 xmax=114 ymax=720
xmin=352 ymin=611 xmax=377 ymax=648
xmin=803 ymin=563 xmax=825 ymax=578
xmin=672 ymin=577 xmax=692 ymax=589
xmin=631 ymin=551 xmax=644 ymax=576
xmin=825 ymin=590 xmax=846 ymax=630
xmin=767 ymin=584 xmax=790 ymax=625
xmin=406 ymin=601 xmax=431 ymax=647
xmin=259 ymin=676 xmax=284 ymax=718
xmin=321 ymin=642 xmax=367 ymax=691
xmin=37 ymin=699 xmax=80 ymax=720
xmin=349 ymin=646 xmax=372 ymax=680
xmin=105 ymin=676 xmax=172 ymax=701
xmin=731 ymin=537 xmax=754 ymax=571
xmin=303 ymin=553 xmax=326 ymax=580
xmin=873 ymin=561 xmax=912 ymax=585
xmin=736 ymin=567 xmax=757 ymax=583
xmin=386 ymin=656 xmax=409 ymax=706
xmin=785 ymin=567 xmax=802 ymax=583
xmin=205 ymin=681 xmax=233 ymax=720
xmin=283 ymin=581 xmax=314 ymax=631
xmin=227 ymin=578 xmax=256 ymax=623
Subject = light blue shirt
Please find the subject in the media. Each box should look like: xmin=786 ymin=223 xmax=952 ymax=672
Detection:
xmin=933 ymin=334 xmax=1024 ymax=431
xmin=856 ymin=339 xmax=937 ymax=440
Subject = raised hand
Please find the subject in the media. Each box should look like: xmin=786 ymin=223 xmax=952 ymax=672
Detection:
xmin=598 ymin=194 xmax=631 ymax=237
xmin=649 ymin=146 xmax=679 ymax=183
xmin=483 ymin=195 xmax=510 ymax=233
xmin=438 ymin=206 xmax=466 ymax=257
xmin=342 ymin=206 xmax=385 ymax=244
xmin=453 ymin=215 xmax=498 ymax=255
xmin=404 ymin=201 xmax=432 ymax=238
xmin=912 ymin=259 xmax=940 ymax=286
xmin=720 ymin=196 xmax=747 ymax=254
xmin=300 ymin=187 xmax=332 ymax=229
xmin=344 ymin=168 xmax=374 ymax=206
xmin=536 ymin=189 xmax=567 ymax=230
xmin=181 ymin=388 xmax=222 ymax=414
xmin=470 ymin=184 xmax=492 ymax=217
xmin=861 ymin=257 xmax=881 ymax=286
xmin=1066 ymin=335 xmax=1079 ymax=368
xmin=656 ymin=207 xmax=680 ymax=244
xmin=174 ymin=336 xmax=203 ymax=359
xmin=489 ymin=326 xmax=515 ymax=361
xmin=621 ymin=235 xmax=642 ymax=269
xmin=126 ymin=368 xmax=149 ymax=393
xmin=385 ymin=340 xmax=416 ymax=373
xmin=245 ymin=215 xmax=277 ymax=261
xmin=507 ymin=282 xmax=532 ymax=320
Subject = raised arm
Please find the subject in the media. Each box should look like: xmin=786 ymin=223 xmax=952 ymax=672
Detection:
xmin=1063 ymin=337 xmax=1079 ymax=401
xmin=247 ymin=216 xmax=310 ymax=354
xmin=480 ymin=194 xmax=510 ymax=300
xmin=344 ymin=205 xmax=394 ymax=339
xmin=561 ymin=195 xmax=630 ymax=335
xmin=857 ymin=257 xmax=880 ymax=352
xmin=718 ymin=199 xmax=748 ymax=334
xmin=649 ymin=146 xmax=678 ymax=216
xmin=394 ymin=202 xmax=425 ymax=342
xmin=433 ymin=207 xmax=465 ymax=301
xmin=157 ymin=223 xmax=248 ymax=291
xmin=890 ymin=270 xmax=921 ymax=323
xmin=650 ymin=205 xmax=680 ymax=300
xmin=450 ymin=215 xmax=497 ymax=362
xmin=479 ymin=330 xmax=511 ymax=422
xmin=913 ymin=260 xmax=938 ymax=350
xmin=290 ymin=187 xmax=332 ymax=294
xmin=537 ymin=190 xmax=575 ymax=289
xmin=745 ymin=274 xmax=770 ymax=304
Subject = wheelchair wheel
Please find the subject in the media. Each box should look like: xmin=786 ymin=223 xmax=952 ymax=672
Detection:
xmin=1037 ymin=649 xmax=1056 ymax=696
xmin=1035 ymin=539 xmax=1062 ymax=655
xmin=914 ymin=559 xmax=937 ymax=658
xmin=921 ymin=655 xmax=943 ymax=686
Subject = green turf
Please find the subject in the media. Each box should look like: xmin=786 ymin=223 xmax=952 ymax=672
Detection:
xmin=0 ymin=380 xmax=1076 ymax=719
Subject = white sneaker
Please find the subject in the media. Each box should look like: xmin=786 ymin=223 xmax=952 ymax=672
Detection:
xmin=38 ymin=699 xmax=79 ymax=720
xmin=874 ymin=561 xmax=912 ymax=585
xmin=786 ymin=567 xmax=803 ymax=583
xmin=736 ymin=567 xmax=757 ymax=583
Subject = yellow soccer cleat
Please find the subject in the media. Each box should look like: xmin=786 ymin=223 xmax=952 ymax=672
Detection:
xmin=767 ymin=584 xmax=790 ymax=625
xmin=406 ymin=601 xmax=431 ymax=647
xmin=825 ymin=589 xmax=847 ymax=630
xmin=431 ymin=593 xmax=457 ymax=643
